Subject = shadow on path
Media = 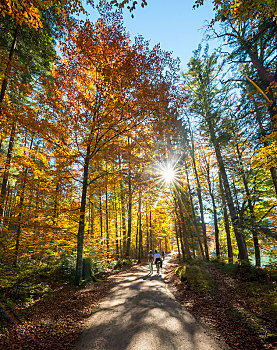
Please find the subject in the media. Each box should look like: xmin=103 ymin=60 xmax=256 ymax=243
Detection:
xmin=74 ymin=261 xmax=229 ymax=350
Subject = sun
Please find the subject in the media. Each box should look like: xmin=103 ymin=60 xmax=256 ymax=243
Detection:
xmin=150 ymin=159 xmax=181 ymax=190
xmin=162 ymin=166 xmax=175 ymax=184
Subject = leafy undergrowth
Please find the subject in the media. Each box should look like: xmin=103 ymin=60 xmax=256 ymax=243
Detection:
xmin=0 ymin=257 xmax=137 ymax=350
xmin=165 ymin=259 xmax=277 ymax=350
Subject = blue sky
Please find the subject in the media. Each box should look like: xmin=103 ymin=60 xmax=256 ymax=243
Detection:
xmin=83 ymin=0 xmax=217 ymax=71
xmin=121 ymin=0 xmax=215 ymax=70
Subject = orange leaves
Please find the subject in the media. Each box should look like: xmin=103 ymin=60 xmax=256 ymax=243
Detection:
xmin=0 ymin=0 xmax=43 ymax=29
xmin=0 ymin=0 xmax=86 ymax=30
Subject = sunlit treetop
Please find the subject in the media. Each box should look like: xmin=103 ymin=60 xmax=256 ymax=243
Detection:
xmin=195 ymin=0 xmax=277 ymax=25
xmin=111 ymin=0 xmax=277 ymax=24
xmin=0 ymin=0 xmax=90 ymax=29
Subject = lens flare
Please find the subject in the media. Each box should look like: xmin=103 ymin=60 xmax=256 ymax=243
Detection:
xmin=162 ymin=167 xmax=175 ymax=183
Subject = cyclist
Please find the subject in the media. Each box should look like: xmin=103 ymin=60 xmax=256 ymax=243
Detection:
xmin=148 ymin=250 xmax=154 ymax=274
xmin=154 ymin=250 xmax=162 ymax=272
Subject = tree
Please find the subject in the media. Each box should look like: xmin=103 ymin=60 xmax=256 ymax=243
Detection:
xmin=38 ymin=3 xmax=182 ymax=282
xmin=185 ymin=46 xmax=249 ymax=262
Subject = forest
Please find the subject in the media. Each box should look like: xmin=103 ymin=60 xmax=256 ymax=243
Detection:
xmin=0 ymin=0 xmax=276 ymax=348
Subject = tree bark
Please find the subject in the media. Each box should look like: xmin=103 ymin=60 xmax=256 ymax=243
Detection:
xmin=126 ymin=159 xmax=132 ymax=258
xmin=236 ymin=143 xmax=260 ymax=266
xmin=114 ymin=187 xmax=119 ymax=258
xmin=174 ymin=193 xmax=192 ymax=259
xmin=0 ymin=122 xmax=17 ymax=221
xmin=219 ymin=173 xmax=233 ymax=263
xmin=189 ymin=125 xmax=209 ymax=259
xmin=137 ymin=189 xmax=143 ymax=263
xmin=105 ymin=180 xmax=109 ymax=256
xmin=184 ymin=163 xmax=205 ymax=258
xmin=14 ymin=136 xmax=33 ymax=266
xmin=208 ymin=119 xmax=248 ymax=262
xmin=0 ymin=26 xmax=19 ymax=115
xmin=174 ymin=219 xmax=181 ymax=260
xmin=205 ymin=162 xmax=220 ymax=259
xmin=149 ymin=208 xmax=153 ymax=251
xmin=120 ymin=182 xmax=127 ymax=255
xmin=75 ymin=145 xmax=90 ymax=285
xmin=99 ymin=193 xmax=103 ymax=240
xmin=254 ymin=102 xmax=277 ymax=196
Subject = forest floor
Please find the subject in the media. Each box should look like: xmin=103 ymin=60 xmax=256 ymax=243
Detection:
xmin=0 ymin=267 xmax=122 ymax=350
xmin=74 ymin=261 xmax=228 ymax=350
xmin=165 ymin=259 xmax=277 ymax=350
xmin=0 ymin=258 xmax=276 ymax=350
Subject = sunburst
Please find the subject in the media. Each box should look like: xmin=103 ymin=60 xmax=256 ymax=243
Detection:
xmin=151 ymin=158 xmax=182 ymax=190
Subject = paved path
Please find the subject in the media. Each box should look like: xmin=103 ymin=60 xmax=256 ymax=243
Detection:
xmin=75 ymin=260 xmax=229 ymax=350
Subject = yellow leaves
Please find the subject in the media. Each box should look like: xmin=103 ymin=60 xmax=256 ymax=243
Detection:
xmin=230 ymin=0 xmax=242 ymax=19
xmin=253 ymin=139 xmax=277 ymax=173
xmin=213 ymin=0 xmax=277 ymax=26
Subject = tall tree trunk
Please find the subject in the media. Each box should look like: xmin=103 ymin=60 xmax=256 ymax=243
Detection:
xmin=90 ymin=200 xmax=94 ymax=238
xmin=204 ymin=160 xmax=220 ymax=259
xmin=174 ymin=193 xmax=192 ymax=259
xmin=137 ymin=189 xmax=142 ymax=263
xmin=254 ymin=101 xmax=277 ymax=196
xmin=75 ymin=146 xmax=90 ymax=285
xmin=208 ymin=119 xmax=248 ymax=262
xmin=189 ymin=124 xmax=209 ymax=259
xmin=114 ymin=187 xmax=119 ymax=258
xmin=14 ymin=136 xmax=33 ymax=266
xmin=53 ymin=183 xmax=60 ymax=225
xmin=120 ymin=182 xmax=127 ymax=254
xmin=219 ymin=172 xmax=233 ymax=263
xmin=175 ymin=209 xmax=185 ymax=261
xmin=34 ymin=180 xmax=40 ymax=235
xmin=184 ymin=163 xmax=205 ymax=258
xmin=146 ymin=202 xmax=149 ymax=254
xmin=99 ymin=193 xmax=103 ymax=241
xmin=105 ymin=180 xmax=109 ymax=256
xmin=236 ymin=143 xmax=261 ymax=266
xmin=14 ymin=171 xmax=27 ymax=266
xmin=0 ymin=26 xmax=19 ymax=115
xmin=135 ymin=213 xmax=139 ymax=259
xmin=0 ymin=122 xmax=17 ymax=221
xmin=149 ymin=208 xmax=152 ymax=250
xmin=126 ymin=160 xmax=132 ymax=258
xmin=174 ymin=219 xmax=181 ymax=260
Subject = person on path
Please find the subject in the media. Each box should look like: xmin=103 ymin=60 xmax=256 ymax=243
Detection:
xmin=161 ymin=250 xmax=165 ymax=260
xmin=154 ymin=250 xmax=162 ymax=270
xmin=148 ymin=250 xmax=154 ymax=274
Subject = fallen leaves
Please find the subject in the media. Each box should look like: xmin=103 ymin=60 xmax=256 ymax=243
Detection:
xmin=164 ymin=260 xmax=277 ymax=350
xmin=0 ymin=277 xmax=115 ymax=349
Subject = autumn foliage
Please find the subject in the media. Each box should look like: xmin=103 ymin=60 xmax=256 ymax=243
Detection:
xmin=0 ymin=0 xmax=276 ymax=293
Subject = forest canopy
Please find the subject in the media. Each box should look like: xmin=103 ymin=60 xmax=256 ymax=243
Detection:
xmin=0 ymin=0 xmax=276 ymax=286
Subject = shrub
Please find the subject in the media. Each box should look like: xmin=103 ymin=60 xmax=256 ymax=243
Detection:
xmin=175 ymin=263 xmax=214 ymax=293
xmin=175 ymin=266 xmax=186 ymax=281
xmin=216 ymin=261 xmax=269 ymax=282
xmin=113 ymin=258 xmax=133 ymax=269
xmin=58 ymin=254 xmax=76 ymax=281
